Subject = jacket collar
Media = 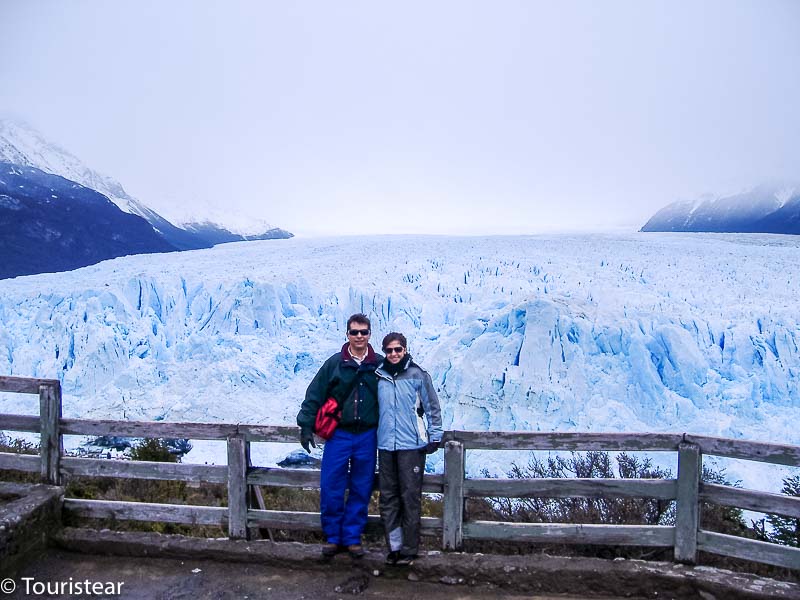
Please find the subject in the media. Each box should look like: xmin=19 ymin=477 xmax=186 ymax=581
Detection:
xmin=341 ymin=342 xmax=380 ymax=365
xmin=377 ymin=355 xmax=415 ymax=377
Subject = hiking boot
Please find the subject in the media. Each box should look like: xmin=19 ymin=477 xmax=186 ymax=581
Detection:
xmin=321 ymin=543 xmax=340 ymax=559
xmin=347 ymin=544 xmax=366 ymax=558
xmin=385 ymin=550 xmax=400 ymax=565
xmin=394 ymin=553 xmax=417 ymax=566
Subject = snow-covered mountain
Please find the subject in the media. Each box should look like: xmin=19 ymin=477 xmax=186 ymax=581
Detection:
xmin=642 ymin=183 xmax=800 ymax=234
xmin=0 ymin=119 xmax=292 ymax=250
xmin=177 ymin=221 xmax=293 ymax=245
xmin=0 ymin=162 xmax=176 ymax=279
xmin=0 ymin=233 xmax=797 ymax=486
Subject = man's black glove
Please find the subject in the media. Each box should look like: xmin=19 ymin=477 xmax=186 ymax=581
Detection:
xmin=425 ymin=440 xmax=440 ymax=455
xmin=300 ymin=429 xmax=316 ymax=454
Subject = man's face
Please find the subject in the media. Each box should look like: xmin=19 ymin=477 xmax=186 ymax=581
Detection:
xmin=347 ymin=321 xmax=371 ymax=353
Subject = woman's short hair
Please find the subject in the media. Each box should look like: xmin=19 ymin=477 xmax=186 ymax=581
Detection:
xmin=382 ymin=332 xmax=407 ymax=350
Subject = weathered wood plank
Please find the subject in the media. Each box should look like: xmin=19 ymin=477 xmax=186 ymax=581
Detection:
xmin=60 ymin=419 xmax=238 ymax=439
xmin=227 ymin=435 xmax=248 ymax=539
xmin=443 ymin=440 xmax=465 ymax=550
xmin=61 ymin=457 xmax=227 ymax=483
xmin=0 ymin=413 xmax=40 ymax=432
xmin=238 ymin=424 xmax=300 ymax=443
xmin=674 ymin=443 xmax=701 ymax=564
xmin=0 ymin=451 xmax=40 ymax=472
xmin=247 ymin=509 xmax=318 ymax=529
xmin=698 ymin=530 xmax=800 ymax=570
xmin=463 ymin=521 xmax=675 ymax=546
xmin=0 ymin=376 xmax=60 ymax=394
xmin=39 ymin=383 xmax=62 ymax=485
xmin=464 ymin=478 xmax=677 ymax=500
xmin=422 ymin=473 xmax=445 ymax=494
xmin=64 ymin=498 xmax=228 ymax=526
xmin=246 ymin=468 xmax=445 ymax=494
xmin=685 ymin=434 xmax=800 ymax=467
xmin=443 ymin=431 xmax=683 ymax=451
xmin=247 ymin=509 xmax=442 ymax=535
xmin=248 ymin=467 xmax=320 ymax=488
xmin=700 ymin=483 xmax=800 ymax=519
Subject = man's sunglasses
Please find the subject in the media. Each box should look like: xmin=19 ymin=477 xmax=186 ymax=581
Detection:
xmin=384 ymin=346 xmax=405 ymax=354
xmin=348 ymin=329 xmax=370 ymax=336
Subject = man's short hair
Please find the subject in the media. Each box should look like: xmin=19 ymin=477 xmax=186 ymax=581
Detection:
xmin=347 ymin=313 xmax=371 ymax=331
xmin=382 ymin=332 xmax=407 ymax=350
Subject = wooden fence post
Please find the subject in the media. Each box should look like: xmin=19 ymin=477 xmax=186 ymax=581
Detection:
xmin=39 ymin=383 xmax=62 ymax=485
xmin=675 ymin=442 xmax=701 ymax=563
xmin=443 ymin=440 xmax=465 ymax=550
xmin=227 ymin=434 xmax=248 ymax=539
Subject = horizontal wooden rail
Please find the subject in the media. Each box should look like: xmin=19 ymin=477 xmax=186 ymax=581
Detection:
xmin=64 ymin=498 xmax=228 ymax=527
xmin=60 ymin=418 xmax=239 ymax=440
xmin=0 ymin=413 xmax=40 ymax=432
xmin=59 ymin=420 xmax=303 ymax=442
xmin=63 ymin=500 xmax=444 ymax=537
xmin=247 ymin=467 xmax=444 ymax=493
xmin=464 ymin=478 xmax=677 ymax=500
xmin=0 ymin=451 xmax=40 ymax=472
xmin=247 ymin=467 xmax=320 ymax=488
xmin=0 ymin=376 xmax=60 ymax=394
xmin=444 ymin=431 xmax=684 ymax=451
xmin=700 ymin=483 xmax=800 ymax=519
xmin=698 ymin=531 xmax=800 ymax=570
xmin=61 ymin=457 xmax=227 ymax=483
xmin=462 ymin=521 xmax=675 ymax=547
xmin=686 ymin=434 xmax=800 ymax=467
xmin=239 ymin=424 xmax=301 ymax=443
xmin=247 ymin=509 xmax=442 ymax=536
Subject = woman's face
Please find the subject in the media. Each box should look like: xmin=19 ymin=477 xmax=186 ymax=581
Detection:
xmin=383 ymin=342 xmax=406 ymax=365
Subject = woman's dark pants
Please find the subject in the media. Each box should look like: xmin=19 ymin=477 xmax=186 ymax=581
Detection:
xmin=378 ymin=448 xmax=426 ymax=556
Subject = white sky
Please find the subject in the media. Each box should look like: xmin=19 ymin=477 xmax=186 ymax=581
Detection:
xmin=1 ymin=1 xmax=799 ymax=236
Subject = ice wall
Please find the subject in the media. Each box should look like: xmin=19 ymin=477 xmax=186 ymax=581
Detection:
xmin=0 ymin=233 xmax=798 ymax=459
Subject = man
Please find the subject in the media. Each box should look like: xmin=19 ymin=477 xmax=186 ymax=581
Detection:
xmin=296 ymin=313 xmax=382 ymax=559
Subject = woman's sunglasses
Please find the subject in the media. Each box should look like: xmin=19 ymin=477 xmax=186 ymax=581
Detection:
xmin=384 ymin=346 xmax=405 ymax=354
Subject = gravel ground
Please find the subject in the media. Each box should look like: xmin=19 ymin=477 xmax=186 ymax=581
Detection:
xmin=6 ymin=550 xmax=631 ymax=600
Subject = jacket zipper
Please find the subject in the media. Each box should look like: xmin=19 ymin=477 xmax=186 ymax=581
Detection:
xmin=354 ymin=382 xmax=359 ymax=422
xmin=393 ymin=376 xmax=398 ymax=450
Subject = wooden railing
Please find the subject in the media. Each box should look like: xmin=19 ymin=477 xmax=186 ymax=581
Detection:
xmin=1 ymin=375 xmax=798 ymax=570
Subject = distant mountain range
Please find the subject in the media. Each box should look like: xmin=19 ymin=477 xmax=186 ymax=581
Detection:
xmin=0 ymin=162 xmax=176 ymax=279
xmin=641 ymin=183 xmax=800 ymax=234
xmin=0 ymin=119 xmax=292 ymax=278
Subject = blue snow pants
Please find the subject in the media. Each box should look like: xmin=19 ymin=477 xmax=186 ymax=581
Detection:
xmin=319 ymin=427 xmax=377 ymax=546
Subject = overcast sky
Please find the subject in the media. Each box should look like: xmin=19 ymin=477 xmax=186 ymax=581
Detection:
xmin=2 ymin=1 xmax=799 ymax=236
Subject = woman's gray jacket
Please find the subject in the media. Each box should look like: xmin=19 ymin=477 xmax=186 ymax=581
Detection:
xmin=376 ymin=359 xmax=443 ymax=451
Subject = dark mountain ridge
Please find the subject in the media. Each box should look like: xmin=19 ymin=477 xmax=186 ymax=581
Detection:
xmin=641 ymin=183 xmax=800 ymax=235
xmin=0 ymin=162 xmax=176 ymax=279
xmin=0 ymin=119 xmax=293 ymax=251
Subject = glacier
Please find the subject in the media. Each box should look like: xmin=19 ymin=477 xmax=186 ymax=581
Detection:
xmin=0 ymin=233 xmax=798 ymax=489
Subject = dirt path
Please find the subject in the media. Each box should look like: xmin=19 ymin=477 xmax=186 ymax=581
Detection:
xmin=8 ymin=550 xmax=633 ymax=600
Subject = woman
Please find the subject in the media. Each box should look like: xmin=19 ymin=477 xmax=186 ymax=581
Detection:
xmin=376 ymin=332 xmax=443 ymax=565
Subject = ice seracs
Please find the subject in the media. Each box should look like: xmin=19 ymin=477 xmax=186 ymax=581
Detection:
xmin=0 ymin=233 xmax=797 ymax=493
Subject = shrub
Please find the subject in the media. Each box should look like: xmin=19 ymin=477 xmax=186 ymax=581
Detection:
xmin=699 ymin=464 xmax=748 ymax=537
xmin=0 ymin=432 xmax=38 ymax=455
xmin=491 ymin=451 xmax=674 ymax=527
xmin=765 ymin=475 xmax=800 ymax=548
xmin=129 ymin=438 xmax=181 ymax=463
